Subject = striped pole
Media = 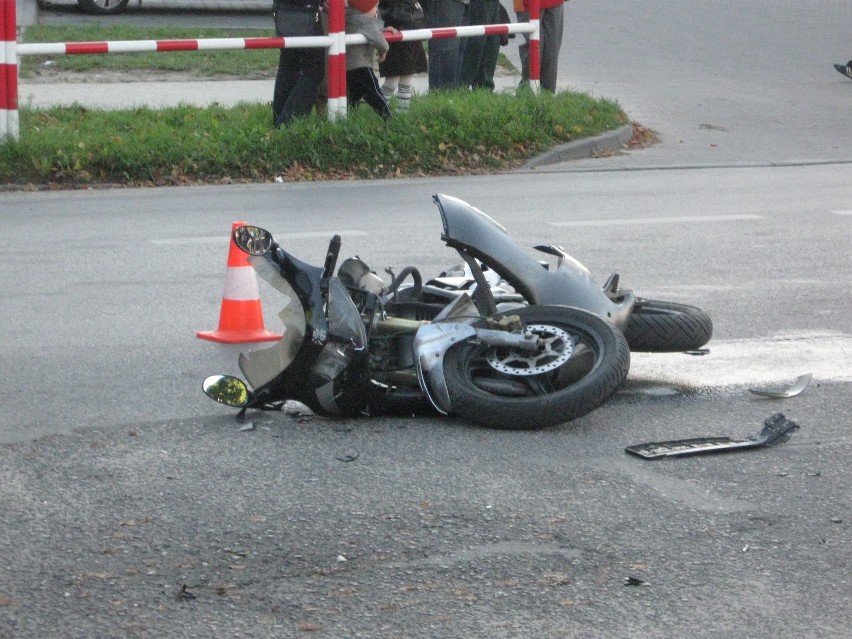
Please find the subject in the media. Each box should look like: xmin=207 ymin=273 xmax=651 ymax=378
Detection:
xmin=327 ymin=0 xmax=346 ymax=120
xmin=529 ymin=0 xmax=541 ymax=93
xmin=1 ymin=0 xmax=19 ymax=139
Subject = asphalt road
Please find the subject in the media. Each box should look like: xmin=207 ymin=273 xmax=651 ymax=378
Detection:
xmin=2 ymin=2 xmax=851 ymax=638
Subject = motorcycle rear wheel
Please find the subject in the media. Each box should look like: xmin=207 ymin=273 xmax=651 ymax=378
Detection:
xmin=443 ymin=306 xmax=630 ymax=430
xmin=623 ymin=299 xmax=713 ymax=352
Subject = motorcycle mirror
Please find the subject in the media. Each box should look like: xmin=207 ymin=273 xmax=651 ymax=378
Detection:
xmin=202 ymin=375 xmax=253 ymax=408
xmin=233 ymin=226 xmax=273 ymax=256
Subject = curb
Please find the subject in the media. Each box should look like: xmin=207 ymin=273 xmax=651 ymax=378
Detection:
xmin=523 ymin=122 xmax=635 ymax=168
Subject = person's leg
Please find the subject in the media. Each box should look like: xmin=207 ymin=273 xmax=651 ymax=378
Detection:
xmin=427 ymin=0 xmax=465 ymax=89
xmin=396 ymin=74 xmax=414 ymax=110
xmin=272 ymin=48 xmax=299 ymax=125
xmin=539 ymin=3 xmax=564 ymax=92
xmin=382 ymin=75 xmax=400 ymax=100
xmin=474 ymin=0 xmax=502 ymax=90
xmin=515 ymin=9 xmax=529 ymax=85
xmin=459 ymin=0 xmax=487 ymax=88
xmin=347 ymin=68 xmax=368 ymax=106
xmin=276 ymin=48 xmax=325 ymax=126
xmin=358 ymin=68 xmax=393 ymax=119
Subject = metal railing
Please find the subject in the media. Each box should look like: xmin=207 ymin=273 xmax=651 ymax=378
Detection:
xmin=1 ymin=0 xmax=541 ymax=139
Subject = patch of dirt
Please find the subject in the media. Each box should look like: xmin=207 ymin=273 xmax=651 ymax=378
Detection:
xmin=626 ymin=122 xmax=661 ymax=149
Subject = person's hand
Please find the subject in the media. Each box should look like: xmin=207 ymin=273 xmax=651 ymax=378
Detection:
xmin=377 ymin=50 xmax=387 ymax=62
xmin=383 ymin=26 xmax=400 ymax=35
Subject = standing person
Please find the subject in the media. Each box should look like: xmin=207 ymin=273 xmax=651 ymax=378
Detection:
xmin=346 ymin=0 xmax=395 ymax=120
xmin=459 ymin=0 xmax=502 ymax=90
xmin=514 ymin=0 xmax=565 ymax=92
xmin=378 ymin=0 xmax=428 ymax=110
xmin=272 ymin=0 xmax=326 ymax=127
xmin=424 ymin=0 xmax=469 ymax=89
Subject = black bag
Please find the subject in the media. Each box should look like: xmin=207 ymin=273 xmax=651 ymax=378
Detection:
xmin=379 ymin=0 xmax=426 ymax=30
xmin=274 ymin=5 xmax=323 ymax=38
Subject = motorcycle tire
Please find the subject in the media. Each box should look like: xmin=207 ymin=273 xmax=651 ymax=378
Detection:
xmin=623 ymin=299 xmax=713 ymax=352
xmin=443 ymin=306 xmax=631 ymax=430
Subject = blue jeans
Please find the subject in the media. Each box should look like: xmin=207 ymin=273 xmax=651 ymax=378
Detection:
xmin=426 ymin=0 xmax=468 ymax=90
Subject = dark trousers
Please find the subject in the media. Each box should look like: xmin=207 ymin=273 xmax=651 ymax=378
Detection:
xmin=460 ymin=0 xmax=502 ymax=90
xmin=347 ymin=67 xmax=392 ymax=119
xmin=272 ymin=5 xmax=325 ymax=127
xmin=273 ymin=48 xmax=325 ymax=127
xmin=426 ymin=0 xmax=468 ymax=89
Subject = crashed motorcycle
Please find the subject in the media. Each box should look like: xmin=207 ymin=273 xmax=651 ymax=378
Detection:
xmin=203 ymin=194 xmax=710 ymax=430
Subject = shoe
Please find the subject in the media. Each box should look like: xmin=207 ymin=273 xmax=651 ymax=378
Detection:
xmin=833 ymin=61 xmax=852 ymax=79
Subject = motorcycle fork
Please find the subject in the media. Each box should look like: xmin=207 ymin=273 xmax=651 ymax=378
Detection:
xmin=457 ymin=249 xmax=498 ymax=316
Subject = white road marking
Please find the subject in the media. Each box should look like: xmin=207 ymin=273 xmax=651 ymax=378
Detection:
xmin=628 ymin=331 xmax=852 ymax=388
xmin=151 ymin=230 xmax=368 ymax=245
xmin=831 ymin=210 xmax=852 ymax=216
xmin=549 ymin=214 xmax=763 ymax=228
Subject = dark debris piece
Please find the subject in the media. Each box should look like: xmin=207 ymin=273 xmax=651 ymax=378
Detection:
xmin=176 ymin=584 xmax=197 ymax=600
xmin=623 ymin=576 xmax=651 ymax=586
xmin=625 ymin=413 xmax=800 ymax=459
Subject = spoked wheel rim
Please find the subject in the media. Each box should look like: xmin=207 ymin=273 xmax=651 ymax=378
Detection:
xmin=465 ymin=323 xmax=601 ymax=398
xmin=443 ymin=306 xmax=631 ymax=429
xmin=485 ymin=324 xmax=574 ymax=376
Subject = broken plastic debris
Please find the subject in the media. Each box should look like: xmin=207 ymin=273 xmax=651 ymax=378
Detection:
xmin=238 ymin=422 xmax=256 ymax=432
xmin=335 ymin=451 xmax=360 ymax=462
xmin=749 ymin=373 xmax=812 ymax=399
xmin=176 ymin=584 xmax=196 ymax=600
xmin=625 ymin=413 xmax=800 ymax=459
xmin=623 ymin=576 xmax=651 ymax=586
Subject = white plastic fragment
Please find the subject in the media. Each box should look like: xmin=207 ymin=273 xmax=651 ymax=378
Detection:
xmin=749 ymin=373 xmax=813 ymax=398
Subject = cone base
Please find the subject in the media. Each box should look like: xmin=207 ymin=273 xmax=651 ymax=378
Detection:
xmin=196 ymin=329 xmax=282 ymax=344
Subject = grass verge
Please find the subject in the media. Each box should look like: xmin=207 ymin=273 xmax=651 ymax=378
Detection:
xmin=8 ymin=24 xmax=628 ymax=189
xmin=19 ymin=24 xmax=280 ymax=78
xmin=1 ymin=90 xmax=626 ymax=189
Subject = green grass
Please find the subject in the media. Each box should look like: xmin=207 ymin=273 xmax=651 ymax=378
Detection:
xmin=1 ymin=90 xmax=625 ymax=187
xmin=6 ymin=24 xmax=627 ymax=188
xmin=19 ymin=24 xmax=280 ymax=77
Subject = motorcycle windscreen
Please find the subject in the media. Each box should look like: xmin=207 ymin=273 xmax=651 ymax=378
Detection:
xmin=237 ymin=256 xmax=306 ymax=389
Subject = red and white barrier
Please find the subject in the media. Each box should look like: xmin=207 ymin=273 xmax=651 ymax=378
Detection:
xmin=2 ymin=0 xmax=540 ymax=138
xmin=1 ymin=0 xmax=18 ymax=139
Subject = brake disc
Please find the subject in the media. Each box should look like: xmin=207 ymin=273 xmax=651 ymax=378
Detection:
xmin=485 ymin=324 xmax=574 ymax=376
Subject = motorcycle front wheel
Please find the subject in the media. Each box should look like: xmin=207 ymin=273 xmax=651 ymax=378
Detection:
xmin=443 ymin=306 xmax=631 ymax=430
xmin=623 ymin=299 xmax=712 ymax=352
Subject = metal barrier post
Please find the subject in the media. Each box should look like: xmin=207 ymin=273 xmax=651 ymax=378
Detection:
xmin=1 ymin=0 xmax=19 ymax=139
xmin=529 ymin=0 xmax=540 ymax=93
xmin=327 ymin=0 xmax=346 ymax=120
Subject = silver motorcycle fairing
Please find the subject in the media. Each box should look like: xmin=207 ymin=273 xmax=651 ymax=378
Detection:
xmin=414 ymin=322 xmax=477 ymax=415
xmin=414 ymin=292 xmax=547 ymax=414
xmin=432 ymin=193 xmax=635 ymax=330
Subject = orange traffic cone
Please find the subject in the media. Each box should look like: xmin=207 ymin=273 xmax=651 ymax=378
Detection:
xmin=197 ymin=221 xmax=282 ymax=344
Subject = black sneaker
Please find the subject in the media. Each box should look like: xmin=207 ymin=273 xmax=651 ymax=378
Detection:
xmin=834 ymin=60 xmax=852 ymax=79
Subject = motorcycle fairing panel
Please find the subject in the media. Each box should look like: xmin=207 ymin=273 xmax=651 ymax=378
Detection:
xmin=238 ymin=249 xmax=369 ymax=417
xmin=433 ymin=193 xmax=636 ymax=330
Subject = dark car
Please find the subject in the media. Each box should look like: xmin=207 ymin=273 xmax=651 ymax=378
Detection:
xmin=75 ymin=0 xmax=267 ymax=16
